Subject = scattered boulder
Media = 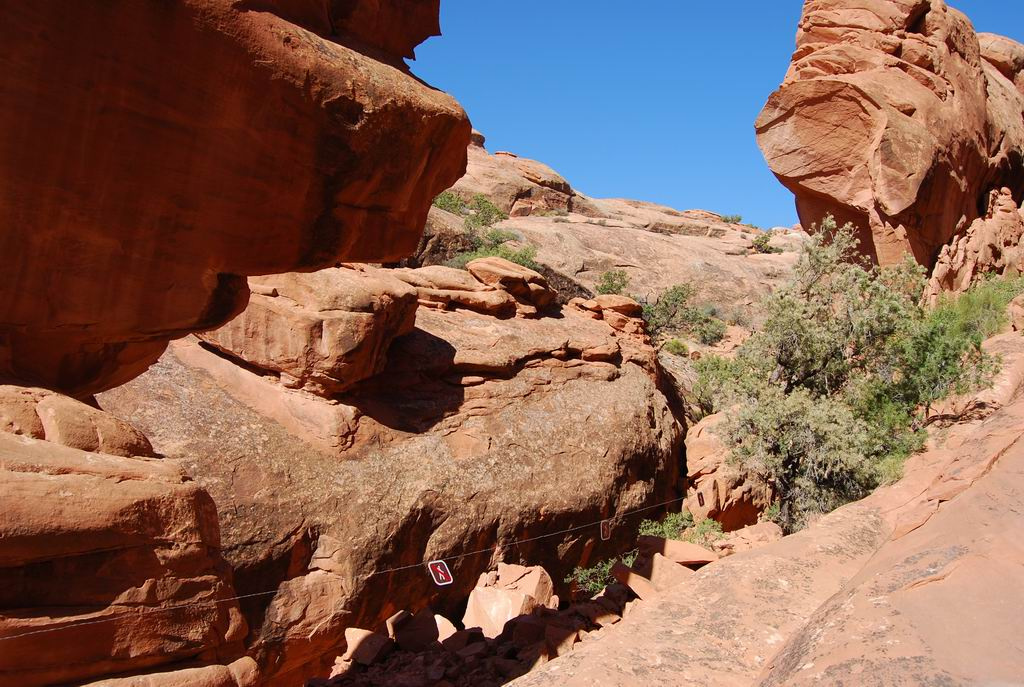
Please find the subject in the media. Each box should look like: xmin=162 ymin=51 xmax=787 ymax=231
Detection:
xmin=1010 ymin=294 xmax=1024 ymax=332
xmin=198 ymin=267 xmax=419 ymax=396
xmin=342 ymin=628 xmax=394 ymax=666
xmin=393 ymin=609 xmax=442 ymax=652
xmin=389 ymin=264 xmax=518 ymax=317
xmin=632 ymin=553 xmax=696 ymax=591
xmin=609 ymin=562 xmax=661 ymax=601
xmin=0 ymin=430 xmax=245 ymax=686
xmin=713 ymin=521 xmax=784 ymax=557
xmin=80 ymin=657 xmax=259 ymax=687
xmin=756 ymin=0 xmax=1024 ymax=268
xmin=466 ymin=257 xmax=557 ymax=316
xmin=637 ymin=536 xmax=719 ymax=567
xmin=462 ymin=565 xmax=555 ymax=638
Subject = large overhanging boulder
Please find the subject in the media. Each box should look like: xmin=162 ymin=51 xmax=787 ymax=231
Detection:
xmin=0 ymin=0 xmax=470 ymax=397
xmin=756 ymin=0 xmax=1024 ymax=268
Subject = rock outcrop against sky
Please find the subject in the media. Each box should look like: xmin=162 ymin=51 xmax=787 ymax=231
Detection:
xmin=757 ymin=0 xmax=1024 ymax=268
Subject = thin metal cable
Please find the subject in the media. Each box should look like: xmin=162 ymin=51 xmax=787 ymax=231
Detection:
xmin=0 ymin=494 xmax=686 ymax=642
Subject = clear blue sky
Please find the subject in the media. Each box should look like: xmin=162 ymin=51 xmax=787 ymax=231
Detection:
xmin=413 ymin=1 xmax=1024 ymax=229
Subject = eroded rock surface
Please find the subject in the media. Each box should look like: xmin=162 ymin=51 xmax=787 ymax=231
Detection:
xmin=99 ymin=262 xmax=683 ymax=684
xmin=924 ymin=186 xmax=1024 ymax=301
xmin=756 ymin=0 xmax=1024 ymax=267
xmin=683 ymin=413 xmax=773 ymax=531
xmin=0 ymin=424 xmax=245 ymax=686
xmin=0 ymin=1 xmax=469 ymax=396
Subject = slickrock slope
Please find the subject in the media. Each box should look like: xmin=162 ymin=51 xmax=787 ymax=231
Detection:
xmin=511 ymin=394 xmax=1024 ymax=686
xmin=0 ymin=1 xmax=469 ymax=396
xmin=99 ymin=261 xmax=684 ymax=684
xmin=756 ymin=0 xmax=1024 ymax=268
xmin=412 ymin=137 xmax=805 ymax=312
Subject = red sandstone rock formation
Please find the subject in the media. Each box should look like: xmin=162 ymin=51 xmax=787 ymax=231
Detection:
xmin=99 ymin=260 xmax=683 ymax=683
xmin=0 ymin=1 xmax=470 ymax=397
xmin=683 ymin=413 xmax=774 ymax=531
xmin=756 ymin=0 xmax=1024 ymax=268
xmin=0 ymin=427 xmax=246 ymax=686
xmin=410 ymin=138 xmax=805 ymax=311
xmin=924 ymin=187 xmax=1024 ymax=301
xmin=450 ymin=133 xmax=600 ymax=218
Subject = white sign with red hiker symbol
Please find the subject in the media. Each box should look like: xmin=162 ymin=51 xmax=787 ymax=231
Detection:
xmin=427 ymin=560 xmax=454 ymax=586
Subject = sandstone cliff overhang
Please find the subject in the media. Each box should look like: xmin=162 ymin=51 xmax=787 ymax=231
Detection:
xmin=0 ymin=1 xmax=471 ymax=396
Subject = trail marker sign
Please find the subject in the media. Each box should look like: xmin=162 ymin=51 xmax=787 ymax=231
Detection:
xmin=427 ymin=560 xmax=454 ymax=586
xmin=600 ymin=519 xmax=613 ymax=541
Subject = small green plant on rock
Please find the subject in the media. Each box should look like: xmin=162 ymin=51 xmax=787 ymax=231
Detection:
xmin=641 ymin=284 xmax=727 ymax=345
xmin=638 ymin=510 xmax=694 ymax=539
xmin=432 ymin=190 xmax=467 ymax=215
xmin=464 ymin=193 xmax=508 ymax=231
xmin=596 ymin=269 xmax=630 ymax=296
xmin=662 ymin=338 xmax=689 ymax=356
xmin=751 ymin=232 xmax=780 ymax=254
xmin=720 ymin=214 xmax=743 ymax=224
xmin=693 ymin=317 xmax=727 ymax=346
xmin=564 ymin=549 xmax=638 ymax=596
xmin=682 ymin=518 xmax=725 ymax=548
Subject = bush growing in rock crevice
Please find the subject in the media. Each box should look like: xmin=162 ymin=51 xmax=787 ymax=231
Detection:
xmin=596 ymin=269 xmax=630 ymax=296
xmin=696 ymin=216 xmax=1015 ymax=533
xmin=434 ymin=191 xmax=541 ymax=270
xmin=642 ymin=285 xmax=727 ymax=345
xmin=751 ymin=232 xmax=781 ymax=254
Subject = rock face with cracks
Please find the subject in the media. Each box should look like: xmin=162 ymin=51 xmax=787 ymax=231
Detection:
xmin=924 ymin=186 xmax=1024 ymax=301
xmin=0 ymin=0 xmax=470 ymax=396
xmin=756 ymin=0 xmax=1024 ymax=268
xmin=99 ymin=260 xmax=684 ymax=684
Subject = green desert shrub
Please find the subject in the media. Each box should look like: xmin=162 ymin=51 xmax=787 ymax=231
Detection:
xmin=639 ymin=510 xmax=694 ymax=539
xmin=447 ymin=243 xmax=539 ymax=271
xmin=693 ymin=317 xmax=727 ymax=346
xmin=720 ymin=214 xmax=743 ymax=224
xmin=751 ymin=232 xmax=780 ymax=254
xmin=696 ymin=216 xmax=1004 ymax=532
xmin=432 ymin=190 xmax=467 ymax=215
xmin=564 ymin=549 xmax=638 ymax=596
xmin=464 ymin=194 xmax=508 ymax=231
xmin=683 ymin=518 xmax=725 ymax=548
xmin=596 ymin=269 xmax=630 ymax=295
xmin=662 ymin=338 xmax=689 ymax=356
xmin=447 ymin=199 xmax=540 ymax=270
xmin=641 ymin=284 xmax=727 ymax=345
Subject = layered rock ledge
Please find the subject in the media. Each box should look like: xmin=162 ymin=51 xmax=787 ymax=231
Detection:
xmin=99 ymin=259 xmax=684 ymax=684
